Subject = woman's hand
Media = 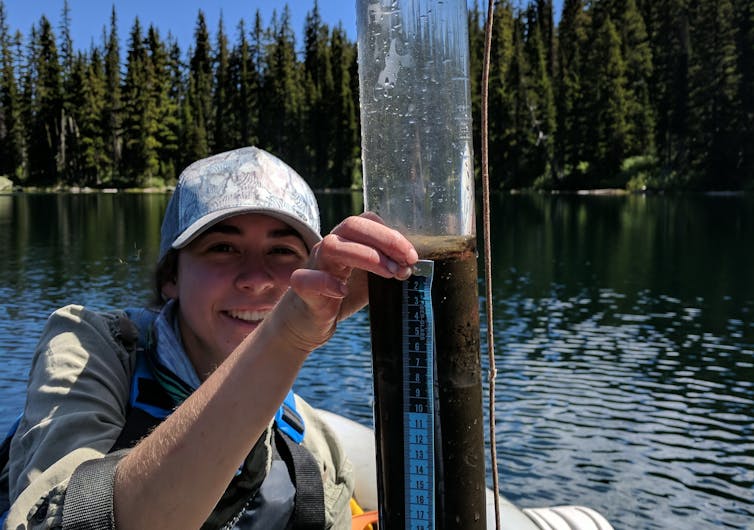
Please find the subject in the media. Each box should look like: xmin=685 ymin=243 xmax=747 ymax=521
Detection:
xmin=276 ymin=212 xmax=418 ymax=352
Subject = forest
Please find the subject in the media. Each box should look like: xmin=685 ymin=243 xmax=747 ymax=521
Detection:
xmin=0 ymin=0 xmax=752 ymax=191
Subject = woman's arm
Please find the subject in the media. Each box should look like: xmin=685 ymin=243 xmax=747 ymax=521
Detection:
xmin=113 ymin=214 xmax=417 ymax=530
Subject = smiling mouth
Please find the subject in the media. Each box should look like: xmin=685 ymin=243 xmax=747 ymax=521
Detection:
xmin=225 ymin=309 xmax=270 ymax=323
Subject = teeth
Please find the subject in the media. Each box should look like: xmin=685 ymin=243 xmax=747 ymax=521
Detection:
xmin=227 ymin=310 xmax=269 ymax=322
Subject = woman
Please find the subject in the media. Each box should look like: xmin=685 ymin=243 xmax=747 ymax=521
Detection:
xmin=3 ymin=146 xmax=417 ymax=529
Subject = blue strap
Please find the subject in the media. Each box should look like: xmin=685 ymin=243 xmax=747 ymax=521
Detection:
xmin=275 ymin=391 xmax=306 ymax=444
xmin=125 ymin=307 xmax=307 ymax=444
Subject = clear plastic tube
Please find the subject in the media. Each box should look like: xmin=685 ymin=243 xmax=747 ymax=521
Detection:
xmin=357 ymin=0 xmax=475 ymax=239
xmin=358 ymin=2 xmax=487 ymax=528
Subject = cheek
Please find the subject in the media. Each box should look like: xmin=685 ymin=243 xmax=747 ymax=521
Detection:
xmin=174 ymin=260 xmax=228 ymax=302
xmin=272 ymin=263 xmax=303 ymax=288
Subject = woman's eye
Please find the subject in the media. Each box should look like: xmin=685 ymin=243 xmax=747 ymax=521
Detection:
xmin=209 ymin=243 xmax=236 ymax=253
xmin=269 ymin=246 xmax=297 ymax=256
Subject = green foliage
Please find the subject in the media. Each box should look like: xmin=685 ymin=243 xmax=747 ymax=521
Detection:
xmin=0 ymin=2 xmax=24 ymax=180
xmin=185 ymin=11 xmax=213 ymax=164
xmin=0 ymin=0 xmax=752 ymax=190
xmin=26 ymin=16 xmax=63 ymax=186
xmin=622 ymin=155 xmax=659 ymax=191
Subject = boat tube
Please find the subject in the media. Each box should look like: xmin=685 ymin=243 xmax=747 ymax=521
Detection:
xmin=318 ymin=409 xmax=614 ymax=530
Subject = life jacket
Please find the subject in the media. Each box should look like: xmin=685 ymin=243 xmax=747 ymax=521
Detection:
xmin=0 ymin=308 xmax=326 ymax=530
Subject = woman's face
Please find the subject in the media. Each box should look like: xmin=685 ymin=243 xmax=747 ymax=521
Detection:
xmin=162 ymin=213 xmax=309 ymax=379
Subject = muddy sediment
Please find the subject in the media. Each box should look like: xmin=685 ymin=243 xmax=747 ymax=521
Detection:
xmin=368 ymin=235 xmax=486 ymax=528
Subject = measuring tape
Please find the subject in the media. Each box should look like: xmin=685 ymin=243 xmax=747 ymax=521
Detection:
xmin=402 ymin=259 xmax=436 ymax=530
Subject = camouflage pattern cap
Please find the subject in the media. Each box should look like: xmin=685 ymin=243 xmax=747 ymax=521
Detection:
xmin=159 ymin=146 xmax=321 ymax=262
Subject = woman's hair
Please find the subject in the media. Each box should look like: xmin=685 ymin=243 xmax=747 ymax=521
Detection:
xmin=150 ymin=249 xmax=178 ymax=309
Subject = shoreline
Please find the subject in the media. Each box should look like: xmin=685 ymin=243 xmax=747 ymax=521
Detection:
xmin=2 ymin=186 xmax=750 ymax=197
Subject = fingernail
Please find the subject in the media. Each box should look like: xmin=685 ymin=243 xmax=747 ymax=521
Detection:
xmin=386 ymin=259 xmax=399 ymax=274
xmin=397 ymin=266 xmax=413 ymax=280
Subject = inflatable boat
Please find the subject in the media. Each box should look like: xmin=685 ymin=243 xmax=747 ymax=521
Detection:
xmin=318 ymin=410 xmax=614 ymax=530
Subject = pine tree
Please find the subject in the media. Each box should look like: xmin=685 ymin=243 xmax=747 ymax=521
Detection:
xmin=329 ymin=23 xmax=358 ymax=188
xmin=185 ymin=10 xmax=213 ymax=163
xmin=466 ymin=1 xmax=484 ymax=181
xmin=27 ymin=16 xmax=63 ymax=185
xmin=739 ymin=0 xmax=754 ymax=182
xmin=103 ymin=6 xmax=122 ymax=183
xmin=619 ymin=0 xmax=655 ymax=158
xmin=213 ymin=13 xmax=233 ymax=153
xmin=302 ymin=0 xmax=334 ymax=186
xmin=150 ymin=29 xmax=181 ymax=182
xmin=63 ymin=50 xmax=87 ymax=184
xmin=508 ymin=15 xmax=536 ymax=186
xmin=0 ymin=1 xmax=24 ymax=180
xmin=248 ymin=11 xmax=266 ymax=144
xmin=687 ymin=0 xmax=742 ymax=188
xmin=583 ymin=15 xmax=629 ymax=182
xmin=121 ymin=17 xmax=152 ymax=185
xmin=486 ymin=0 xmax=517 ymax=188
xmin=228 ymin=18 xmax=260 ymax=148
xmin=76 ymin=47 xmax=107 ymax=184
xmin=58 ymin=0 xmax=75 ymax=179
xmin=536 ymin=0 xmax=556 ymax=78
xmin=523 ymin=3 xmax=557 ymax=185
xmin=645 ymin=0 xmax=690 ymax=177
xmin=261 ymin=7 xmax=304 ymax=169
xmin=555 ymin=0 xmax=590 ymax=178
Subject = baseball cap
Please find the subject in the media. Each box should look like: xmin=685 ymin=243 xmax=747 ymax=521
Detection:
xmin=159 ymin=146 xmax=321 ymax=262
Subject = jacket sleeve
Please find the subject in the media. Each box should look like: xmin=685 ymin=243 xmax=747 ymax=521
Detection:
xmin=5 ymin=305 xmax=136 ymax=530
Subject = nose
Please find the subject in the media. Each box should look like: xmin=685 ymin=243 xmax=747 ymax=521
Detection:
xmin=234 ymin=257 xmax=275 ymax=293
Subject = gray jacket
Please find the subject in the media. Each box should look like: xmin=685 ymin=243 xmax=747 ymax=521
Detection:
xmin=3 ymin=305 xmax=353 ymax=529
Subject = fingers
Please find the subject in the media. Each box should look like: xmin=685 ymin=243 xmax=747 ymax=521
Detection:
xmin=313 ymin=233 xmax=408 ymax=281
xmin=278 ymin=214 xmax=418 ymax=350
xmin=289 ymin=268 xmax=348 ymax=300
xmin=324 ymin=214 xmax=419 ymax=279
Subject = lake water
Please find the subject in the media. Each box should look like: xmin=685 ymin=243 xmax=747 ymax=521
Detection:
xmin=0 ymin=192 xmax=752 ymax=529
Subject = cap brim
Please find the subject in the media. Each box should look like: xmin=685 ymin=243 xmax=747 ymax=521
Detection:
xmin=171 ymin=207 xmax=323 ymax=252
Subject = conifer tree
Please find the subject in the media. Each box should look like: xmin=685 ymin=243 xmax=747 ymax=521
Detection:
xmin=213 ymin=14 xmax=233 ymax=153
xmin=536 ymin=0 xmax=556 ymax=78
xmin=619 ymin=0 xmax=655 ymax=158
xmin=248 ymin=11 xmax=266 ymax=144
xmin=583 ymin=15 xmax=629 ymax=181
xmin=523 ymin=3 xmax=557 ymax=185
xmin=261 ymin=7 xmax=304 ymax=169
xmin=1 ymin=0 xmax=751 ymax=190
xmin=329 ymin=24 xmax=358 ymax=188
xmin=555 ymin=0 xmax=590 ymax=178
xmin=507 ymin=15 xmax=536 ymax=186
xmin=27 ymin=16 xmax=63 ymax=185
xmin=687 ymin=0 xmax=742 ymax=188
xmin=0 ymin=1 xmax=24 ymax=179
xmin=75 ymin=47 xmax=107 ymax=184
xmin=63 ymin=50 xmax=87 ymax=184
xmin=466 ymin=1 xmax=485 ymax=180
xmin=486 ymin=0 xmax=516 ymax=187
xmin=739 ymin=0 xmax=754 ymax=181
xmin=228 ymin=18 xmax=260 ymax=148
xmin=645 ymin=0 xmax=690 ymax=176
xmin=58 ymin=0 xmax=74 ymax=177
xmin=17 ymin=27 xmax=36 ymax=184
xmin=150 ymin=29 xmax=181 ymax=182
xmin=185 ymin=10 xmax=213 ymax=163
xmin=303 ymin=1 xmax=334 ymax=186
xmin=103 ymin=6 xmax=122 ymax=182
xmin=121 ymin=17 xmax=153 ymax=185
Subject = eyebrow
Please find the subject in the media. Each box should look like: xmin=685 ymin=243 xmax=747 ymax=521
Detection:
xmin=201 ymin=223 xmax=303 ymax=241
